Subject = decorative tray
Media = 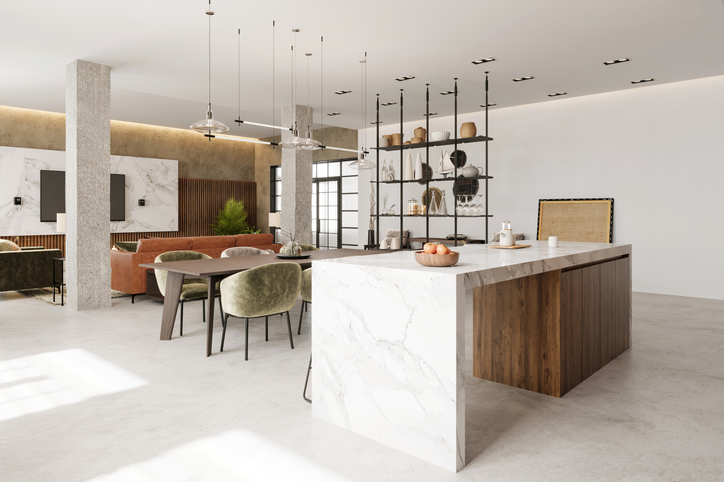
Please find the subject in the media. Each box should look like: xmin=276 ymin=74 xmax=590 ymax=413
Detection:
xmin=488 ymin=244 xmax=531 ymax=250
xmin=275 ymin=254 xmax=312 ymax=259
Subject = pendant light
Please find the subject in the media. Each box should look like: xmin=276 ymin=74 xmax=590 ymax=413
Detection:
xmin=280 ymin=29 xmax=306 ymax=149
xmin=350 ymin=52 xmax=376 ymax=170
xmin=300 ymin=52 xmax=321 ymax=150
xmin=190 ymin=0 xmax=229 ymax=136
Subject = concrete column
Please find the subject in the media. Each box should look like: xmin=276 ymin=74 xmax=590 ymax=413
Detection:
xmin=280 ymin=105 xmax=313 ymax=245
xmin=65 ymin=60 xmax=112 ymax=311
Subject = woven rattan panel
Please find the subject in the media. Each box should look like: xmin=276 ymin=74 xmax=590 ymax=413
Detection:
xmin=537 ymin=199 xmax=613 ymax=243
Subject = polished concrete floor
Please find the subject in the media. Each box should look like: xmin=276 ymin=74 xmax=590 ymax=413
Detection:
xmin=0 ymin=290 xmax=722 ymax=481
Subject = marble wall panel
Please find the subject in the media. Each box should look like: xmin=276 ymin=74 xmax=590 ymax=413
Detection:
xmin=0 ymin=146 xmax=178 ymax=236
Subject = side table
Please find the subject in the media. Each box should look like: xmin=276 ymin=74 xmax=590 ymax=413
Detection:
xmin=53 ymin=257 xmax=66 ymax=306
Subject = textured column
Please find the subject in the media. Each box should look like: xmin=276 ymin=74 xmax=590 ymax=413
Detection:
xmin=65 ymin=60 xmax=112 ymax=311
xmin=280 ymin=105 xmax=313 ymax=245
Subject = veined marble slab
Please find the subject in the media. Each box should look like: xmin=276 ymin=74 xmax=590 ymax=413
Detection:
xmin=0 ymin=146 xmax=177 ymax=235
xmin=311 ymin=241 xmax=631 ymax=472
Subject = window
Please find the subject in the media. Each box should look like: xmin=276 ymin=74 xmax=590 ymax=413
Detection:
xmin=270 ymin=158 xmax=358 ymax=249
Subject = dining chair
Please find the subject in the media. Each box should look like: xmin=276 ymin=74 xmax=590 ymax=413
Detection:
xmin=220 ymin=262 xmax=302 ymax=360
xmin=154 ymin=250 xmax=222 ymax=336
xmin=298 ymin=244 xmax=319 ymax=251
xmin=297 ymin=268 xmax=312 ymax=335
xmin=221 ymin=246 xmax=273 ymax=258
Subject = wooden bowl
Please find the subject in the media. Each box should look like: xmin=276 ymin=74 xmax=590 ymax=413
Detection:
xmin=414 ymin=250 xmax=460 ymax=267
xmin=410 ymin=137 xmax=423 ymax=144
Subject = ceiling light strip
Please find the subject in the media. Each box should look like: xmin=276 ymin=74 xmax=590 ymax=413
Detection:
xmin=472 ymin=57 xmax=496 ymax=65
xmin=235 ymin=119 xmax=291 ymax=131
xmin=631 ymin=78 xmax=654 ymax=84
xmin=512 ymin=76 xmax=535 ymax=82
xmin=603 ymin=58 xmax=631 ymax=66
xmin=214 ymin=134 xmax=275 ymax=145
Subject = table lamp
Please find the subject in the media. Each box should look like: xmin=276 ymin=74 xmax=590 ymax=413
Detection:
xmin=56 ymin=213 xmax=66 ymax=233
xmin=269 ymin=212 xmax=281 ymax=243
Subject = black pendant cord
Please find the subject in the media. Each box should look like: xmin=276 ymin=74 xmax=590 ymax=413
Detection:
xmin=320 ymin=36 xmax=324 ymax=149
xmin=270 ymin=20 xmax=272 ymax=147
xmin=237 ymin=28 xmax=240 ymax=122
xmin=454 ymin=78 xmax=458 ymax=247
xmin=399 ymin=89 xmax=403 ymax=245
xmin=376 ymin=93 xmax=380 ymax=244
xmin=485 ymin=71 xmax=489 ymax=243
xmin=206 ymin=0 xmax=213 ymax=141
xmin=425 ymin=84 xmax=430 ymax=244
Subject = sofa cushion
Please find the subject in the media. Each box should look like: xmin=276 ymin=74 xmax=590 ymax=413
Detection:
xmin=234 ymin=233 xmax=274 ymax=247
xmin=138 ymin=237 xmax=192 ymax=253
xmin=190 ymin=236 xmax=236 ymax=249
xmin=114 ymin=241 xmax=139 ymax=252
xmin=0 ymin=240 xmax=21 ymax=251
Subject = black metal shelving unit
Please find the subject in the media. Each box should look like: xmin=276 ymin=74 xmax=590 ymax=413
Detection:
xmin=373 ymin=73 xmax=493 ymax=248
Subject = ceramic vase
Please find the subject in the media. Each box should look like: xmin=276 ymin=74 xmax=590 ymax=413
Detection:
xmin=404 ymin=154 xmax=414 ymax=181
xmin=414 ymin=153 xmax=423 ymax=180
xmin=460 ymin=122 xmax=477 ymax=138
xmin=414 ymin=127 xmax=426 ymax=141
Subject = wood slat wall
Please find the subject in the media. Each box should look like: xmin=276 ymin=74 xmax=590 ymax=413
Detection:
xmin=1 ymin=178 xmax=257 ymax=257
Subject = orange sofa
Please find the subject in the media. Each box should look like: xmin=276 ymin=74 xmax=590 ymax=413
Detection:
xmin=111 ymin=233 xmax=281 ymax=298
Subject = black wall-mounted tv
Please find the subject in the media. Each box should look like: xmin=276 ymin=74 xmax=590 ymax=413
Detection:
xmin=40 ymin=170 xmax=126 ymax=222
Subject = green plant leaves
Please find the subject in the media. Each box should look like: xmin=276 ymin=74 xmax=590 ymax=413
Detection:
xmin=211 ymin=198 xmax=259 ymax=235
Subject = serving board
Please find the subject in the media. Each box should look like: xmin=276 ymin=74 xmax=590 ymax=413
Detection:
xmin=488 ymin=244 xmax=532 ymax=250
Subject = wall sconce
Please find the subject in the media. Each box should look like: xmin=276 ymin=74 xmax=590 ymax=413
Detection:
xmin=14 ymin=197 xmax=21 ymax=205
xmin=138 ymin=199 xmax=145 ymax=206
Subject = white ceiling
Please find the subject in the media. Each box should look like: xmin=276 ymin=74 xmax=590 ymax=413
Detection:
xmin=2 ymin=0 xmax=724 ymax=139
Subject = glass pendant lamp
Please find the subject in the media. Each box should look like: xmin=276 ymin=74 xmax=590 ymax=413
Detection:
xmin=350 ymin=53 xmax=375 ymax=170
xmin=190 ymin=0 xmax=229 ymax=135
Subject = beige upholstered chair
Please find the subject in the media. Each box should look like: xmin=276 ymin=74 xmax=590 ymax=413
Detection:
xmin=221 ymin=246 xmax=273 ymax=258
xmin=220 ymin=262 xmax=302 ymax=360
xmin=298 ymin=244 xmax=319 ymax=251
xmin=154 ymin=251 xmax=221 ymax=336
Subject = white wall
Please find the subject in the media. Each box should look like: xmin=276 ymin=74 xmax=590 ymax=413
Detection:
xmin=359 ymin=75 xmax=724 ymax=300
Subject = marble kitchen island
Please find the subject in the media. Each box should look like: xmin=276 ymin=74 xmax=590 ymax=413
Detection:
xmin=311 ymin=241 xmax=632 ymax=472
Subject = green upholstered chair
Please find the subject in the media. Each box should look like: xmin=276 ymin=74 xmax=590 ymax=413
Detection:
xmin=297 ymin=268 xmax=312 ymax=335
xmin=298 ymin=244 xmax=319 ymax=251
xmin=154 ymin=251 xmax=222 ymax=336
xmin=221 ymin=247 xmax=273 ymax=258
xmin=220 ymin=262 xmax=302 ymax=360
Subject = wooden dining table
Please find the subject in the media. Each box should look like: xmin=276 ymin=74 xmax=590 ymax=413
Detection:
xmin=140 ymin=248 xmax=383 ymax=356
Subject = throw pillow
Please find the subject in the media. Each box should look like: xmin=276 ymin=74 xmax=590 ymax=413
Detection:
xmin=114 ymin=241 xmax=139 ymax=252
xmin=0 ymin=240 xmax=20 ymax=251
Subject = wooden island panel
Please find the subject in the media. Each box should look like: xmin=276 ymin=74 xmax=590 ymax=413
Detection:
xmin=474 ymin=255 xmax=631 ymax=397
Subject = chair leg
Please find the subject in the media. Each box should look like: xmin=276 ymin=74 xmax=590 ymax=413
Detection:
xmin=131 ymin=294 xmax=135 ymax=304
xmin=297 ymin=301 xmax=305 ymax=335
xmin=220 ymin=313 xmax=229 ymax=352
xmin=180 ymin=301 xmax=184 ymax=336
xmin=285 ymin=312 xmax=295 ymax=350
xmin=202 ymin=298 xmax=206 ymax=323
xmin=218 ymin=296 xmax=224 ymax=321
xmin=265 ymin=316 xmax=269 ymax=342
xmin=245 ymin=318 xmax=250 ymax=361
xmin=303 ymin=354 xmax=312 ymax=404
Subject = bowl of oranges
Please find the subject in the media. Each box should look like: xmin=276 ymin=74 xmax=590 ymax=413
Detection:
xmin=414 ymin=243 xmax=460 ymax=267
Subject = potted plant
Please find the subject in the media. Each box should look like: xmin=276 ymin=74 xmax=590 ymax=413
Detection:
xmin=211 ymin=198 xmax=259 ymax=235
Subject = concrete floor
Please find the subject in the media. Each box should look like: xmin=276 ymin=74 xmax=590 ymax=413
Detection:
xmin=0 ymin=290 xmax=722 ymax=481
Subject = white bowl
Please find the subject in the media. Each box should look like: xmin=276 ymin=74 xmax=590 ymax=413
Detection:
xmin=430 ymin=131 xmax=450 ymax=141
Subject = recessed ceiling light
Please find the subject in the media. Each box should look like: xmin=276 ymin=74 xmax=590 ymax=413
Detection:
xmin=631 ymin=78 xmax=655 ymax=84
xmin=381 ymin=101 xmax=397 ymax=106
xmin=327 ymin=112 xmax=341 ymax=116
xmin=370 ymin=121 xmax=382 ymax=125
xmin=395 ymin=75 xmax=415 ymax=82
xmin=512 ymin=76 xmax=535 ymax=82
xmin=603 ymin=58 xmax=631 ymax=66
xmin=440 ymin=90 xmax=455 ymax=96
xmin=423 ymin=112 xmax=438 ymax=117
xmin=472 ymin=57 xmax=496 ymax=65
xmin=334 ymin=90 xmax=352 ymax=95
xmin=548 ymin=92 xmax=567 ymax=97
xmin=479 ymin=103 xmax=497 ymax=107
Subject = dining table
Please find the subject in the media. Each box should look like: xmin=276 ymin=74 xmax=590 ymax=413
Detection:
xmin=140 ymin=248 xmax=384 ymax=356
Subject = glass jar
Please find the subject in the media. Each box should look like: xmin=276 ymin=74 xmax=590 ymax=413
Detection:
xmin=407 ymin=198 xmax=420 ymax=215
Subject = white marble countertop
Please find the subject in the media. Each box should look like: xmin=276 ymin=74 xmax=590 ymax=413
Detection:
xmin=316 ymin=241 xmax=632 ymax=289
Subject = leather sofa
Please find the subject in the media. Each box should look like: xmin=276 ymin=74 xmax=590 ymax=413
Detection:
xmin=111 ymin=233 xmax=281 ymax=299
xmin=0 ymin=247 xmax=63 ymax=292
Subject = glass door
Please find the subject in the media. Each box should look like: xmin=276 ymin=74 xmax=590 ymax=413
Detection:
xmin=312 ymin=178 xmax=341 ymax=249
